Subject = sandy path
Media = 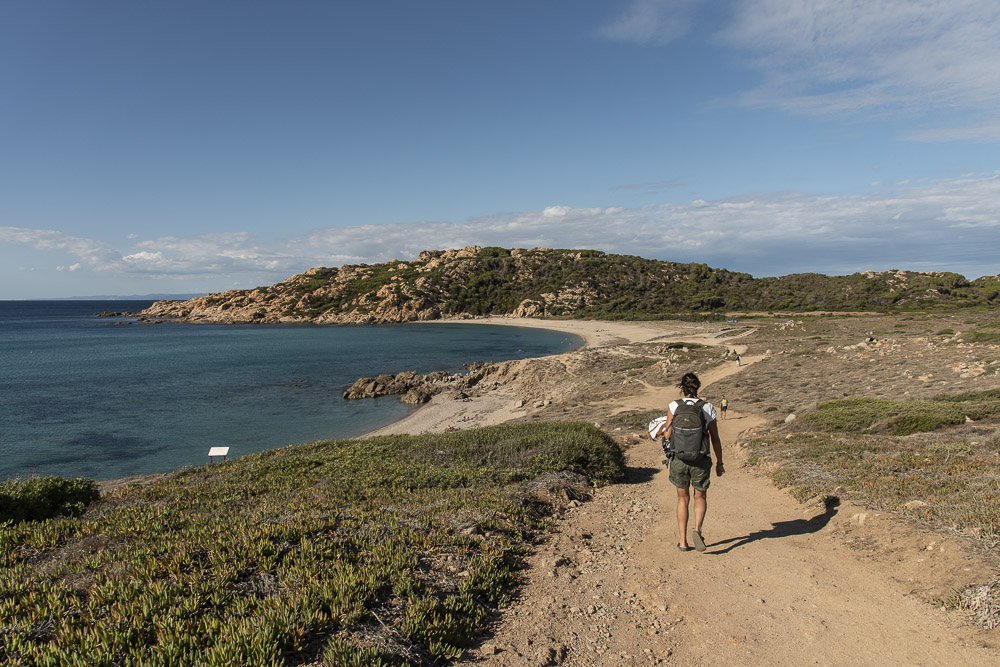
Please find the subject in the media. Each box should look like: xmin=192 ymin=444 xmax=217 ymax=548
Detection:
xmin=365 ymin=318 xmax=743 ymax=438
xmin=635 ymin=417 xmax=994 ymax=665
xmin=457 ymin=354 xmax=998 ymax=665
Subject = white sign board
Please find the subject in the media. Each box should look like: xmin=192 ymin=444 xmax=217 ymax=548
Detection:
xmin=208 ymin=446 xmax=230 ymax=458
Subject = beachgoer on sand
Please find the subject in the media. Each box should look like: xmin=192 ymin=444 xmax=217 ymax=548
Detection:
xmin=649 ymin=372 xmax=724 ymax=552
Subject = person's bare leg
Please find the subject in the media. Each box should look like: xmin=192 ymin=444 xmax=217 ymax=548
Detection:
xmin=693 ymin=489 xmax=708 ymax=533
xmin=676 ymin=487 xmax=691 ymax=548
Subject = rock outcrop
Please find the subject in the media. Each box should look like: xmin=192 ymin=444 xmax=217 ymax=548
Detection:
xmin=342 ymin=361 xmax=520 ymax=404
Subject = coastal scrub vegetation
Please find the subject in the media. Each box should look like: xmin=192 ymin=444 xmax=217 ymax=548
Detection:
xmin=799 ymin=390 xmax=1000 ymax=435
xmin=743 ymin=391 xmax=1000 ymax=541
xmin=0 ymin=422 xmax=624 ymax=665
xmin=137 ymin=247 xmax=1000 ymax=325
xmin=0 ymin=477 xmax=99 ymax=524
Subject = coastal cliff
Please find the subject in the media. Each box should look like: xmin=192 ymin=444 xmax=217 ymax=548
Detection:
xmin=136 ymin=246 xmax=1000 ymax=324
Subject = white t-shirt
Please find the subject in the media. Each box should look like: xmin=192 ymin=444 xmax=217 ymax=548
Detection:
xmin=649 ymin=398 xmax=717 ymax=439
xmin=668 ymin=398 xmax=718 ymax=423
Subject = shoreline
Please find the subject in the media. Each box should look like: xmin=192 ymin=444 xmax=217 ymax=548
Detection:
xmin=361 ymin=317 xmax=739 ymax=438
xmin=100 ymin=317 xmax=739 ymax=492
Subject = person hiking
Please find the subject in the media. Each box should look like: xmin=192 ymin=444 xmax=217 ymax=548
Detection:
xmin=649 ymin=372 xmax=724 ymax=552
xmin=720 ymin=395 xmax=728 ymax=419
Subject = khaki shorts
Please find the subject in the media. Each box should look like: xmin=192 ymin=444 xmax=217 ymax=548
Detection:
xmin=669 ymin=456 xmax=712 ymax=492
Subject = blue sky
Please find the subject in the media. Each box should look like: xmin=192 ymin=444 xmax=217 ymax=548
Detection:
xmin=3 ymin=0 xmax=1000 ymax=298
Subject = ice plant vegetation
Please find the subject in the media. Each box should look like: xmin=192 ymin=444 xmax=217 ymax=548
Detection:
xmin=0 ymin=423 xmax=625 ymax=665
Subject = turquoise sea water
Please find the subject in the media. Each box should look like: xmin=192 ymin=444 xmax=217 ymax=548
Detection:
xmin=0 ymin=301 xmax=581 ymax=481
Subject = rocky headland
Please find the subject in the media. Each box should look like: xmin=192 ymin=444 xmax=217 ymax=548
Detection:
xmin=119 ymin=246 xmax=1000 ymax=326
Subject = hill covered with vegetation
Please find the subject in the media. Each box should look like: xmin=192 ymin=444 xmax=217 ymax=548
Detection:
xmin=137 ymin=246 xmax=1000 ymax=324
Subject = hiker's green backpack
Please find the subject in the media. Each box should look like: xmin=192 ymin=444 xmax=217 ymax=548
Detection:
xmin=668 ymin=399 xmax=711 ymax=463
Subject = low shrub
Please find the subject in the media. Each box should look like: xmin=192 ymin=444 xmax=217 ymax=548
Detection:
xmin=800 ymin=393 xmax=1000 ymax=435
xmin=958 ymin=326 xmax=1000 ymax=345
xmin=0 ymin=476 xmax=99 ymax=523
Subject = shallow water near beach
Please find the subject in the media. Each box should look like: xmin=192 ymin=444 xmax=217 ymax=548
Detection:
xmin=0 ymin=301 xmax=581 ymax=481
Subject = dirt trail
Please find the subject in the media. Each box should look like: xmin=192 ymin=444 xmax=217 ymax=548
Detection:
xmin=459 ymin=356 xmax=999 ymax=665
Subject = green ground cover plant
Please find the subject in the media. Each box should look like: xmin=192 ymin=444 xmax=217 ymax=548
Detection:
xmin=0 ymin=422 xmax=624 ymax=665
xmin=799 ymin=391 xmax=1000 ymax=435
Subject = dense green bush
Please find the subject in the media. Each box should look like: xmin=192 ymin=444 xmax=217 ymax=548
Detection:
xmin=0 ymin=476 xmax=99 ymax=523
xmin=800 ymin=394 xmax=1000 ymax=435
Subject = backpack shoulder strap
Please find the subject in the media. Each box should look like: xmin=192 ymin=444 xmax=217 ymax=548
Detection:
xmin=693 ymin=399 xmax=707 ymax=426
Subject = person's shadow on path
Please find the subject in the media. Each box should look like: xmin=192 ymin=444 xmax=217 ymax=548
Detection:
xmin=708 ymin=498 xmax=840 ymax=554
xmin=624 ymin=466 xmax=659 ymax=485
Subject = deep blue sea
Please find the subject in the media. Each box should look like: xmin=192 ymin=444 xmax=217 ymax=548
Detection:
xmin=0 ymin=301 xmax=581 ymax=481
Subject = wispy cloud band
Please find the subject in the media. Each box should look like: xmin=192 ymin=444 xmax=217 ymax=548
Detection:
xmin=4 ymin=174 xmax=999 ymax=286
xmin=601 ymin=0 xmax=1000 ymax=140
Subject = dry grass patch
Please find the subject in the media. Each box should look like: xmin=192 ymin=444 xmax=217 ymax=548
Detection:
xmin=745 ymin=428 xmax=1000 ymax=538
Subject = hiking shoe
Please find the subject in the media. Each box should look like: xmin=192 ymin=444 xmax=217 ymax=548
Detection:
xmin=691 ymin=530 xmax=706 ymax=552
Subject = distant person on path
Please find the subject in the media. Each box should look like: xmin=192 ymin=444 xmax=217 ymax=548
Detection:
xmin=736 ymin=353 xmax=741 ymax=367
xmin=649 ymin=372 xmax=725 ymax=552
xmin=720 ymin=395 xmax=728 ymax=419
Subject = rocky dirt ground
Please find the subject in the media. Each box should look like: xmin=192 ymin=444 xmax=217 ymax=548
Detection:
xmin=409 ymin=313 xmax=1000 ymax=665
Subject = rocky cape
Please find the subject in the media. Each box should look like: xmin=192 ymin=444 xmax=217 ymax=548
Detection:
xmin=342 ymin=361 xmax=516 ymax=405
xmin=128 ymin=246 xmax=1000 ymax=325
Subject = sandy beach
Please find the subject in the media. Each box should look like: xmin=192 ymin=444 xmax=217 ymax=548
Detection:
xmin=362 ymin=316 xmax=746 ymax=438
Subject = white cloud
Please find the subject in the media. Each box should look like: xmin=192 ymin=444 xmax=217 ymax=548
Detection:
xmin=904 ymin=118 xmax=1000 ymax=142
xmin=597 ymin=0 xmax=699 ymax=44
xmin=0 ymin=227 xmax=301 ymax=279
xmin=0 ymin=227 xmax=122 ymax=270
xmin=124 ymin=233 xmax=301 ymax=276
xmin=288 ymin=173 xmax=1000 ymax=278
xmin=718 ymin=0 xmax=1000 ymax=138
xmin=122 ymin=251 xmax=170 ymax=269
xmin=4 ymin=174 xmax=1000 ymax=290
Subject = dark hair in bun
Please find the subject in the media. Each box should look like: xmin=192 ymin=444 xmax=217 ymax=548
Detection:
xmin=678 ymin=372 xmax=701 ymax=398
